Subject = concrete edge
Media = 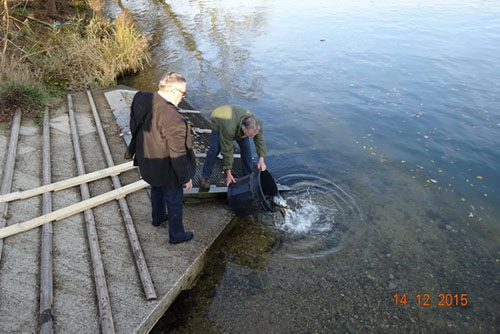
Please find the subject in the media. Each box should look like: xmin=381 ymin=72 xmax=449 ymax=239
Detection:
xmin=135 ymin=215 xmax=237 ymax=334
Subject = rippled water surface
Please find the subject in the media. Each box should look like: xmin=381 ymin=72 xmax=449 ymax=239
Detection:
xmin=107 ymin=0 xmax=499 ymax=332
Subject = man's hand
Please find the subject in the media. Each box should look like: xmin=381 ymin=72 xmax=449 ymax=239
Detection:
xmin=226 ymin=169 xmax=236 ymax=187
xmin=184 ymin=179 xmax=193 ymax=191
xmin=257 ymin=157 xmax=267 ymax=171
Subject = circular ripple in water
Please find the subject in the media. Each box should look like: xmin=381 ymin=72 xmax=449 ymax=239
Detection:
xmin=270 ymin=174 xmax=364 ymax=259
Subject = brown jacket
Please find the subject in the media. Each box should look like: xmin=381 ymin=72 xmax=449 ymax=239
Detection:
xmin=135 ymin=92 xmax=195 ymax=187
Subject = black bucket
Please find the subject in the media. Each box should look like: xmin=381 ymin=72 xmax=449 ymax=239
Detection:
xmin=227 ymin=169 xmax=279 ymax=215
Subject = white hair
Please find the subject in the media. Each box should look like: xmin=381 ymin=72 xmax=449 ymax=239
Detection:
xmin=241 ymin=116 xmax=260 ymax=135
xmin=158 ymin=72 xmax=186 ymax=92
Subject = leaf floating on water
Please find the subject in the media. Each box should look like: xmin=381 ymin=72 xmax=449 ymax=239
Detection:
xmin=476 ymin=175 xmax=483 ymax=180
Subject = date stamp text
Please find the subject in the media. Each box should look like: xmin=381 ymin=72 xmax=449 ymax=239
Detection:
xmin=393 ymin=293 xmax=468 ymax=307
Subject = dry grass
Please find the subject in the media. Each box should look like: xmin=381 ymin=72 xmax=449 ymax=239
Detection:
xmin=0 ymin=55 xmax=48 ymax=120
xmin=0 ymin=2 xmax=150 ymax=118
xmin=86 ymin=0 xmax=104 ymax=14
xmin=31 ymin=12 xmax=150 ymax=89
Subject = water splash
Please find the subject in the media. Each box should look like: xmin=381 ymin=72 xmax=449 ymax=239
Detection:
xmin=276 ymin=189 xmax=337 ymax=235
xmin=268 ymin=174 xmax=364 ymax=259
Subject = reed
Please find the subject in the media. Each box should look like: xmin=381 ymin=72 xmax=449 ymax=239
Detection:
xmin=32 ymin=13 xmax=150 ymax=89
xmin=86 ymin=0 xmax=104 ymax=15
xmin=0 ymin=3 xmax=150 ymax=114
xmin=0 ymin=56 xmax=49 ymax=109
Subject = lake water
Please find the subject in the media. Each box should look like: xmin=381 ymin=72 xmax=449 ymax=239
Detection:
xmin=107 ymin=0 xmax=500 ymax=332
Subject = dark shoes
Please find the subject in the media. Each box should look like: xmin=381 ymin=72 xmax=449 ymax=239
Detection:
xmin=169 ymin=232 xmax=194 ymax=244
xmin=200 ymin=177 xmax=211 ymax=190
xmin=152 ymin=215 xmax=168 ymax=227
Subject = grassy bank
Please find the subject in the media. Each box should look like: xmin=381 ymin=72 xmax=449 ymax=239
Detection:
xmin=0 ymin=0 xmax=150 ymax=122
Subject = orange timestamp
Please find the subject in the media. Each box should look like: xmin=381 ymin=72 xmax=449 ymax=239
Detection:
xmin=393 ymin=293 xmax=468 ymax=307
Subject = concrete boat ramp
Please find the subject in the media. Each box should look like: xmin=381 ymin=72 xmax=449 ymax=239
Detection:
xmin=0 ymin=87 xmax=237 ymax=333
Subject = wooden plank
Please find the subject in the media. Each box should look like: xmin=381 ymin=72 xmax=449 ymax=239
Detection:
xmin=192 ymin=127 xmax=212 ymax=134
xmin=87 ymin=90 xmax=156 ymax=301
xmin=184 ymin=184 xmax=291 ymax=199
xmin=0 ymin=109 xmax=22 ymax=262
xmin=0 ymin=161 xmax=135 ymax=203
xmin=0 ymin=180 xmax=148 ymax=239
xmin=179 ymin=108 xmax=201 ymax=114
xmin=195 ymin=153 xmax=241 ymax=158
xmin=185 ymin=186 xmax=228 ymax=197
xmin=67 ymin=94 xmax=115 ymax=334
xmin=40 ymin=107 xmax=54 ymax=334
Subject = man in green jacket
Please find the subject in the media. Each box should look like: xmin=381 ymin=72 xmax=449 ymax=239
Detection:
xmin=200 ymin=105 xmax=267 ymax=188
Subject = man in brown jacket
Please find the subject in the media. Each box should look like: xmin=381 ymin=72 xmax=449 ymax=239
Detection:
xmin=134 ymin=72 xmax=196 ymax=244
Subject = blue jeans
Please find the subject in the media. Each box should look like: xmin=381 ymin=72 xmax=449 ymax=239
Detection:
xmin=151 ymin=184 xmax=187 ymax=241
xmin=201 ymin=131 xmax=253 ymax=179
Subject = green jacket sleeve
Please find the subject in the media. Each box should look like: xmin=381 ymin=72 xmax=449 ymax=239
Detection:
xmin=219 ymin=127 xmax=235 ymax=170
